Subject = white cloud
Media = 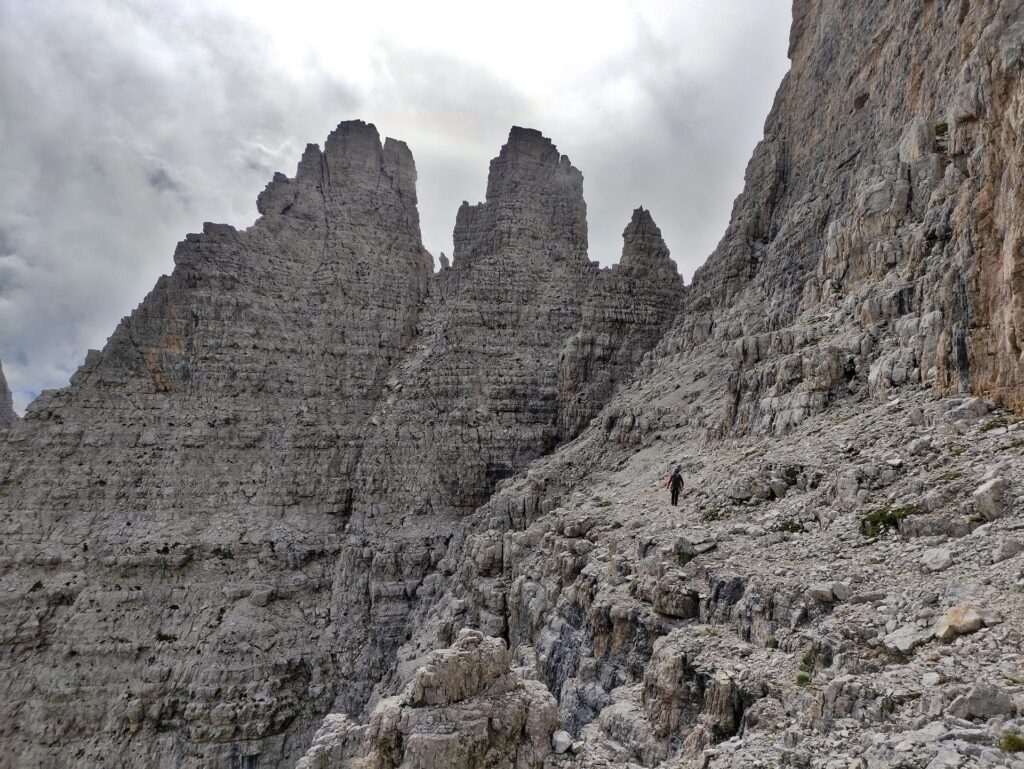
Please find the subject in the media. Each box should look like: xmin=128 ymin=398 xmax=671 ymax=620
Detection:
xmin=0 ymin=0 xmax=791 ymax=412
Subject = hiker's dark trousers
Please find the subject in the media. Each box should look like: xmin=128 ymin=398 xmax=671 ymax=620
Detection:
xmin=671 ymin=489 xmax=680 ymax=506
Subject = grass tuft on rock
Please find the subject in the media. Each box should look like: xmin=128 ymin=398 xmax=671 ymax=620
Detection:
xmin=773 ymin=517 xmax=805 ymax=534
xmin=1000 ymin=732 xmax=1024 ymax=753
xmin=859 ymin=504 xmax=922 ymax=537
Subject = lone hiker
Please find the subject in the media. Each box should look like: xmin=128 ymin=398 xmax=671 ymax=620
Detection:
xmin=666 ymin=465 xmax=684 ymax=506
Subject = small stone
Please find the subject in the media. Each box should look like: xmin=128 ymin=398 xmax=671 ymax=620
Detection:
xmin=674 ymin=532 xmax=717 ymax=559
xmin=921 ymin=548 xmax=953 ymax=573
xmin=973 ymin=478 xmax=1008 ymax=521
xmin=882 ymin=625 xmax=934 ymax=654
xmin=922 ymin=671 xmax=942 ymax=687
xmin=250 ymin=587 xmax=274 ymax=607
xmin=935 ymin=604 xmax=983 ymax=642
xmin=992 ymin=538 xmax=1022 ymax=563
xmin=947 ymin=683 xmax=1014 ymax=720
xmin=949 ymin=397 xmax=990 ymax=422
xmin=552 ymin=730 xmax=573 ymax=754
xmin=807 ymin=582 xmax=837 ymax=603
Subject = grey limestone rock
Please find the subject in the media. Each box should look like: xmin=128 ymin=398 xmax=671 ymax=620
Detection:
xmin=294 ymin=630 xmax=558 ymax=769
xmin=0 ymin=122 xmax=682 ymax=767
xmin=0 ymin=359 xmax=17 ymax=428
xmin=5 ymin=1 xmax=1024 ymax=768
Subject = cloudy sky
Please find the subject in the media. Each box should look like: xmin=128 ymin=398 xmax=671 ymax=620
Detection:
xmin=0 ymin=0 xmax=791 ymax=412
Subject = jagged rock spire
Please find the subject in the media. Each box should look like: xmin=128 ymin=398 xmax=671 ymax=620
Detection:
xmin=617 ymin=206 xmax=678 ymax=278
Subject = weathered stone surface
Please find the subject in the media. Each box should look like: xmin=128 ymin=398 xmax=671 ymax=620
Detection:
xmin=935 ymin=604 xmax=984 ymax=642
xmin=5 ymin=1 xmax=1024 ymax=769
xmin=947 ymin=683 xmax=1016 ymax=721
xmin=294 ymin=630 xmax=558 ymax=769
xmin=0 ymin=359 xmax=17 ymax=428
xmin=330 ymin=128 xmax=682 ymax=714
xmin=882 ymin=624 xmax=934 ymax=655
xmin=0 ymin=123 xmax=681 ymax=767
xmin=552 ymin=729 xmax=573 ymax=754
xmin=921 ymin=547 xmax=953 ymax=573
xmin=974 ymin=477 xmax=1009 ymax=520
xmin=0 ymin=120 xmax=433 ymax=769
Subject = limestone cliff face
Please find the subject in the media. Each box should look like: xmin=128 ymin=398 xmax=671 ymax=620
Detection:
xmin=0 ymin=360 xmax=17 ymax=429
xmin=557 ymin=207 xmax=682 ymax=438
xmin=0 ymin=124 xmax=679 ymax=767
xmin=330 ymin=128 xmax=681 ymax=715
xmin=0 ymin=120 xmax=433 ymax=768
xmin=337 ymin=2 xmax=1024 ymax=767
xmin=657 ymin=0 xmax=1024 ymax=436
xmin=6 ymin=2 xmax=1023 ymax=767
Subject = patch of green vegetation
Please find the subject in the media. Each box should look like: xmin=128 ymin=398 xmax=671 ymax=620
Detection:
xmin=859 ymin=504 xmax=922 ymax=537
xmin=947 ymin=445 xmax=967 ymax=457
xmin=968 ymin=514 xmax=986 ymax=524
xmin=937 ymin=470 xmax=962 ymax=483
xmin=935 ymin=121 xmax=949 ymax=137
xmin=982 ymin=416 xmax=1009 ymax=432
xmin=765 ymin=636 xmax=779 ymax=649
xmin=593 ymin=496 xmax=612 ymax=508
xmin=156 ymin=631 xmax=177 ymax=643
xmin=796 ymin=672 xmax=811 ymax=686
xmin=773 ymin=518 xmax=805 ymax=535
xmin=800 ymin=648 xmax=816 ymax=673
xmin=700 ymin=508 xmax=725 ymax=523
xmin=999 ymin=732 xmax=1024 ymax=753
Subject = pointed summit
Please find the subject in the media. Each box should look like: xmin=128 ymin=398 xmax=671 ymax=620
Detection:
xmin=617 ymin=206 xmax=679 ymax=279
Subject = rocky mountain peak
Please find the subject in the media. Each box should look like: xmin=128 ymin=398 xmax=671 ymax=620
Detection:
xmin=455 ymin=127 xmax=588 ymax=271
xmin=4 ymin=3 xmax=1024 ymax=767
xmin=616 ymin=206 xmax=677 ymax=278
xmin=481 ymin=127 xmax=585 ymax=223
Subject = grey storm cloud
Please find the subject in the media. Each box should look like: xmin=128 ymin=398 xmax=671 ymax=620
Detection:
xmin=0 ymin=0 xmax=791 ymax=413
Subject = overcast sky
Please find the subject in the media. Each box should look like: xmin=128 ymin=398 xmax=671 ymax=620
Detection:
xmin=0 ymin=0 xmax=791 ymax=412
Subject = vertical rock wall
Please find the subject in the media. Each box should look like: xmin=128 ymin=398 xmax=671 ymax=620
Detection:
xmin=0 ymin=121 xmax=433 ymax=768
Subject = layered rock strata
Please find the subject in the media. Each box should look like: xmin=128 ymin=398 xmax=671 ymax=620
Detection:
xmin=294 ymin=630 xmax=559 ymax=769
xmin=0 ymin=120 xmax=434 ymax=768
xmin=0 ymin=124 xmax=680 ymax=767
xmin=5 ymin=0 xmax=1024 ymax=766
xmin=346 ymin=1 xmax=1024 ymax=767
xmin=327 ymin=129 xmax=681 ymax=714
